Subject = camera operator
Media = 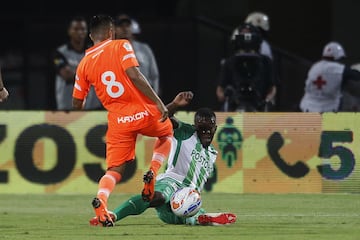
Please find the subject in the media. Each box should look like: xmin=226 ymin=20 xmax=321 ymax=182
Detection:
xmin=216 ymin=23 xmax=277 ymax=112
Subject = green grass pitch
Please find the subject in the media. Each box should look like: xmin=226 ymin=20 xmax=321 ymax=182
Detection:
xmin=0 ymin=193 xmax=359 ymax=240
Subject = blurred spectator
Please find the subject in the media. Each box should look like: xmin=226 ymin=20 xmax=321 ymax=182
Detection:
xmin=114 ymin=14 xmax=161 ymax=95
xmin=299 ymin=41 xmax=360 ymax=112
xmin=53 ymin=16 xmax=102 ymax=110
xmin=216 ymin=23 xmax=277 ymax=112
xmin=340 ymin=63 xmax=360 ymax=111
xmin=244 ymin=11 xmax=273 ymax=60
xmin=0 ymin=67 xmax=9 ymax=102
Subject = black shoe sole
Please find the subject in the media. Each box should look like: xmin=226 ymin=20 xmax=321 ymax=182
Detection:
xmin=92 ymin=197 xmax=101 ymax=208
xmin=91 ymin=197 xmax=114 ymax=227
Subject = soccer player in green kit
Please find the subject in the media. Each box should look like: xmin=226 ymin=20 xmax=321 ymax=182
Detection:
xmin=90 ymin=91 xmax=236 ymax=226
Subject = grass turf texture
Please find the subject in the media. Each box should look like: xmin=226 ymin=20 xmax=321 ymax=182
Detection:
xmin=0 ymin=193 xmax=359 ymax=240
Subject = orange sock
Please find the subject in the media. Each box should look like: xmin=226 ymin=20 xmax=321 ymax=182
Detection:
xmin=151 ymin=136 xmax=171 ymax=173
xmin=150 ymin=160 xmax=162 ymax=173
xmin=97 ymin=170 xmax=121 ymax=205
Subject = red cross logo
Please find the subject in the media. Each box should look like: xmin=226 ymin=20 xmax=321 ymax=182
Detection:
xmin=312 ymin=76 xmax=326 ymax=89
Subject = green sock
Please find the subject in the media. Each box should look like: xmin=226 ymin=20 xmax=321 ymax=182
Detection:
xmin=185 ymin=208 xmax=206 ymax=225
xmin=113 ymin=194 xmax=150 ymax=221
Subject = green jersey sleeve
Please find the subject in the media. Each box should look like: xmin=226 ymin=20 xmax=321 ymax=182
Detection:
xmin=173 ymin=121 xmax=195 ymax=141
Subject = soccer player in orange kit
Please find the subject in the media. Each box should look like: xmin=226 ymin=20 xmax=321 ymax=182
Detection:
xmin=72 ymin=14 xmax=173 ymax=227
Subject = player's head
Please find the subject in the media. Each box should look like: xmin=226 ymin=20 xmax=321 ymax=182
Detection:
xmin=322 ymin=41 xmax=346 ymax=60
xmin=89 ymin=14 xmax=114 ymax=43
xmin=114 ymin=14 xmax=132 ymax=40
xmin=114 ymin=13 xmax=140 ymax=40
xmin=194 ymin=108 xmax=217 ymax=148
xmin=68 ymin=16 xmax=88 ymax=43
xmin=245 ymin=11 xmax=270 ymax=32
xmin=231 ymin=23 xmax=262 ymax=52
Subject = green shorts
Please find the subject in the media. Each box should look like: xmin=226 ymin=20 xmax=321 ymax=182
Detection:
xmin=154 ymin=177 xmax=186 ymax=224
xmin=154 ymin=177 xmax=205 ymax=225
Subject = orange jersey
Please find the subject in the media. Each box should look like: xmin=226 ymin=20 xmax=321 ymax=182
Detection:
xmin=73 ymin=39 xmax=159 ymax=116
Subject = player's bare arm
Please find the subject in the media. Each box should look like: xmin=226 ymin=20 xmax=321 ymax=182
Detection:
xmin=72 ymin=97 xmax=84 ymax=110
xmin=126 ymin=66 xmax=168 ymax=121
xmin=166 ymin=91 xmax=194 ymax=129
xmin=167 ymin=91 xmax=194 ymax=117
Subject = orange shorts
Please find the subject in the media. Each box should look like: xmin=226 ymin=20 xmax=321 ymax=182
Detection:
xmin=105 ymin=111 xmax=173 ymax=169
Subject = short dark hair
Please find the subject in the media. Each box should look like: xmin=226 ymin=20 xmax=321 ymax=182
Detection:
xmin=68 ymin=16 xmax=87 ymax=28
xmin=89 ymin=14 xmax=114 ymax=33
xmin=194 ymin=108 xmax=216 ymax=122
xmin=114 ymin=13 xmax=132 ymax=26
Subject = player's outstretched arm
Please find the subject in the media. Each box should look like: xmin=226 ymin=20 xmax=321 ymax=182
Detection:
xmin=126 ymin=66 xmax=168 ymax=122
xmin=167 ymin=91 xmax=194 ymax=117
xmin=72 ymin=97 xmax=85 ymax=110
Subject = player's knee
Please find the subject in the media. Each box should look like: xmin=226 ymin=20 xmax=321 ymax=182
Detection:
xmin=149 ymin=191 xmax=165 ymax=207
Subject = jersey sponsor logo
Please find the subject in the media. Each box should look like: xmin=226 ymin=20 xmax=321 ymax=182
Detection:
xmin=123 ymin=42 xmax=133 ymax=51
xmin=191 ymin=149 xmax=214 ymax=174
xmin=117 ymin=110 xmax=149 ymax=123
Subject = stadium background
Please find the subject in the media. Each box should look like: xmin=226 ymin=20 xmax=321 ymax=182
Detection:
xmin=1 ymin=0 xmax=360 ymax=111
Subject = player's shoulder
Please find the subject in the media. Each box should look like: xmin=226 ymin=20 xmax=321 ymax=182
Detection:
xmin=177 ymin=121 xmax=194 ymax=131
xmin=208 ymin=144 xmax=218 ymax=155
xmin=174 ymin=121 xmax=195 ymax=140
xmin=113 ymin=39 xmax=135 ymax=51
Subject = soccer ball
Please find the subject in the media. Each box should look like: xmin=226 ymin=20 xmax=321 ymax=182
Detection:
xmin=170 ymin=187 xmax=202 ymax=217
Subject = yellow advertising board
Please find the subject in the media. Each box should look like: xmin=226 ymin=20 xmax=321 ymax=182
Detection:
xmin=0 ymin=111 xmax=359 ymax=194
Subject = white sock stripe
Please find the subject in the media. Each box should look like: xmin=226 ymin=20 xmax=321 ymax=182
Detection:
xmin=98 ymin=189 xmax=110 ymax=198
xmin=103 ymin=173 xmax=117 ymax=184
xmin=152 ymin=153 xmax=165 ymax=163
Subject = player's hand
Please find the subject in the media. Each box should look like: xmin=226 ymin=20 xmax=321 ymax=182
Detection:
xmin=173 ymin=91 xmax=193 ymax=107
xmin=157 ymin=103 xmax=169 ymax=122
xmin=0 ymin=87 xmax=9 ymax=102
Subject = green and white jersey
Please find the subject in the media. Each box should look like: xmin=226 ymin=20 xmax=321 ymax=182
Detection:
xmin=157 ymin=121 xmax=218 ymax=192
